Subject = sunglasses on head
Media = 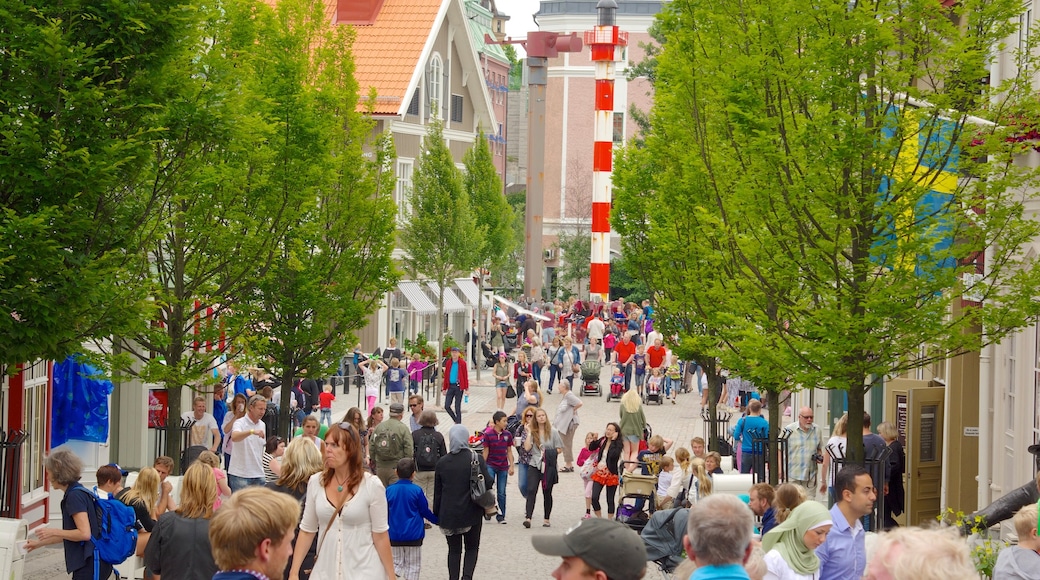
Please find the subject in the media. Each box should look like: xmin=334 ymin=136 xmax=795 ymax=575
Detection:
xmin=336 ymin=422 xmax=360 ymax=441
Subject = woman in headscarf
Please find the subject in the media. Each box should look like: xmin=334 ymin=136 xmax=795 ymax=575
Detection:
xmin=434 ymin=424 xmax=492 ymax=580
xmin=761 ymin=500 xmax=832 ymax=580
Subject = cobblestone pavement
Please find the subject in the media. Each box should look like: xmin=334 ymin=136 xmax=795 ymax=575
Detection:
xmin=24 ymin=365 xmax=723 ymax=580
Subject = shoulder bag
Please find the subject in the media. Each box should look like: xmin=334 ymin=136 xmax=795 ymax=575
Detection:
xmin=469 ymin=450 xmax=497 ymax=512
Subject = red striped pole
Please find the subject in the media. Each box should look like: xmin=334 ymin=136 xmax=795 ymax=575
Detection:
xmin=585 ymin=1 xmax=627 ymax=302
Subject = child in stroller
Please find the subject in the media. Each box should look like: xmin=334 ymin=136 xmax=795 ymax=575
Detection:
xmin=607 ymin=364 xmax=625 ymax=401
xmin=644 ymin=367 xmax=665 ymax=405
xmin=481 ymin=340 xmax=512 ymax=368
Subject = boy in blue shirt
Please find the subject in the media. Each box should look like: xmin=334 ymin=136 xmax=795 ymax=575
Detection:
xmin=386 ymin=458 xmax=438 ymax=580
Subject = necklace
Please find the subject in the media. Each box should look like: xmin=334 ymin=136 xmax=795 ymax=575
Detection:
xmin=334 ymin=472 xmax=348 ymax=492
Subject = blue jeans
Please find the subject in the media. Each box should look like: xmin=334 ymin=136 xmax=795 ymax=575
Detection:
xmin=319 ymin=408 xmax=332 ymax=426
xmin=491 ymin=467 xmax=509 ymax=520
xmin=532 ymin=363 xmax=543 ymax=388
xmin=547 ymin=364 xmax=560 ymax=393
xmin=228 ymin=474 xmax=265 ymax=492
xmin=517 ymin=461 xmax=528 ymax=498
xmin=444 ymin=385 xmax=463 ymax=424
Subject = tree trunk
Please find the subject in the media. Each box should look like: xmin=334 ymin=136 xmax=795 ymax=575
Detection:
xmin=706 ymin=362 xmax=720 ymax=453
xmin=845 ymin=382 xmax=866 ymax=465
xmin=165 ymin=383 xmax=184 ymax=473
xmin=475 ymin=273 xmax=483 ymax=380
xmin=767 ymin=386 xmax=781 ymax=485
xmin=436 ymin=286 xmax=444 ymax=408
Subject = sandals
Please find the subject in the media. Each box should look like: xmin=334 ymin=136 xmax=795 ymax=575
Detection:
xmin=543 ymin=521 xmax=551 ymax=527
xmin=523 ymin=519 xmax=531 ymax=528
xmin=560 ymin=466 xmax=575 ymax=473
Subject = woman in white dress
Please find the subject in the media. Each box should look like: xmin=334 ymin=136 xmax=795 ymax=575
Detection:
xmin=288 ymin=423 xmax=395 ymax=580
xmin=761 ymin=501 xmax=832 ymax=580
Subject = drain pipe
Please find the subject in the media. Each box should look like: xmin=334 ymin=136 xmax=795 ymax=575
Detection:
xmin=977 ymin=242 xmax=995 ymax=510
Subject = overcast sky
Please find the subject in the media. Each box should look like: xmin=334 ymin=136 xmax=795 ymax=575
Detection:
xmin=502 ymin=0 xmax=541 ymax=46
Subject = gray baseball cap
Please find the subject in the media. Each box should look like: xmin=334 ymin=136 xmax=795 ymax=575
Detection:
xmin=389 ymin=402 xmax=405 ymax=414
xmin=531 ymin=518 xmax=647 ymax=580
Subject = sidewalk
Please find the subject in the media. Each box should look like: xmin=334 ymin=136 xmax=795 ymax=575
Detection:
xmin=23 ymin=365 xmax=722 ymax=579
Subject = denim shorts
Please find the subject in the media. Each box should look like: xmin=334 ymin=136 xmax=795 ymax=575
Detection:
xmin=624 ymin=435 xmax=640 ymax=443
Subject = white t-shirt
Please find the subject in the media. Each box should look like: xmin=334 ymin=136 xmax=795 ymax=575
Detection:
xmin=181 ymin=412 xmax=219 ymax=449
xmin=825 ymin=436 xmax=847 ymax=487
xmin=763 ymin=549 xmax=818 ymax=580
xmin=229 ymin=415 xmax=266 ymax=479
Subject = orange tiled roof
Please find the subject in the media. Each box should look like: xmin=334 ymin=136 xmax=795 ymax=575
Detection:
xmin=331 ymin=0 xmax=444 ymax=115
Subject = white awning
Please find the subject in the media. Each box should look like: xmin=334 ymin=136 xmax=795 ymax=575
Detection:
xmin=397 ymin=281 xmax=438 ymax=315
xmin=426 ymin=282 xmax=467 ymax=314
xmin=453 ymin=278 xmax=480 ymax=306
xmin=492 ymin=295 xmax=551 ymax=321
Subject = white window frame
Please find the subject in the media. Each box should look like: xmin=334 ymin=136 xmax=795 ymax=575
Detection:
xmin=21 ymin=360 xmax=49 ymax=501
xmin=395 ymin=158 xmax=414 ymax=225
xmin=428 ymin=53 xmax=443 ymax=120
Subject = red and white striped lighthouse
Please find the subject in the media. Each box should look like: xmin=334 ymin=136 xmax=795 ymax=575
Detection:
xmin=585 ymin=0 xmax=627 ymax=302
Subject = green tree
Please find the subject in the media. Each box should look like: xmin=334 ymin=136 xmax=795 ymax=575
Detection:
xmin=400 ymin=119 xmax=483 ymax=404
xmin=465 ymin=129 xmax=515 ymax=376
xmin=616 ymin=0 xmax=1040 ymax=465
xmin=0 ymin=0 xmax=196 ymax=368
xmin=113 ymin=0 xmax=308 ymax=466
xmin=245 ymin=0 xmax=399 ymax=436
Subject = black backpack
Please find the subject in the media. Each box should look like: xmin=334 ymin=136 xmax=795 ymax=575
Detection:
xmin=415 ymin=430 xmax=440 ymax=470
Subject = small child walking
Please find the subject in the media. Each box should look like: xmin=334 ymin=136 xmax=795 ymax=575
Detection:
xmin=318 ymin=383 xmax=335 ymax=426
xmin=406 ymin=353 xmax=425 ymax=395
xmin=576 ymin=431 xmax=598 ymax=519
xmin=386 ymin=458 xmax=438 ymax=580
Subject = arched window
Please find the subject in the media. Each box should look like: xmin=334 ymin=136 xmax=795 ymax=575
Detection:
xmin=428 ymin=53 xmax=443 ymax=118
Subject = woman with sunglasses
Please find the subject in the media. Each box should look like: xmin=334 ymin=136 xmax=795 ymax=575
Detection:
xmin=289 ymin=423 xmax=395 ymax=580
xmin=515 ymin=407 xmax=537 ymax=498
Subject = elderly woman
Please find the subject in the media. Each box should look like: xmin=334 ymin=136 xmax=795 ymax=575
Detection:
xmin=761 ymin=501 xmax=832 ymax=580
xmin=434 ymin=424 xmax=492 ymax=580
xmin=25 ymin=449 xmax=108 ymax=579
xmin=143 ymin=461 xmax=220 ymax=580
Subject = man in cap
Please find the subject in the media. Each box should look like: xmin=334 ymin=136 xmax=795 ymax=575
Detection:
xmin=532 ymin=517 xmax=648 ymax=580
xmin=442 ymin=346 xmax=469 ymax=424
xmin=370 ymin=401 xmax=413 ymax=487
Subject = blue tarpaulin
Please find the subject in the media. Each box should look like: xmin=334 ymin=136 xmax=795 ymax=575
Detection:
xmin=52 ymin=355 xmax=113 ymax=447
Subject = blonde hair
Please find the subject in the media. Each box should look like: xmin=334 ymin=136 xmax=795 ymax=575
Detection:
xmin=690 ymin=458 xmax=712 ymax=496
xmin=209 ymin=487 xmax=301 ymax=570
xmin=178 ymin=461 xmax=217 ymax=519
xmin=1012 ymin=503 xmax=1039 ymax=538
xmin=121 ymin=467 xmax=161 ymax=518
xmin=660 ymin=456 xmax=674 ymax=471
xmin=197 ymin=450 xmax=220 ymax=468
xmin=620 ymin=388 xmax=642 ymax=412
xmin=869 ymin=526 xmax=975 ymax=579
xmin=276 ymin=437 xmax=324 ymax=491
xmin=877 ymin=421 xmax=898 ymax=441
xmin=675 ymin=447 xmax=691 ymax=471
xmin=648 ymin=435 xmax=665 ymax=450
xmin=832 ymin=413 xmax=848 ymax=437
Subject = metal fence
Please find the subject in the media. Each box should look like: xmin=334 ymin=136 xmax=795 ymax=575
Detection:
xmin=826 ymin=445 xmax=892 ymax=532
xmin=0 ymin=430 xmax=29 ymax=518
xmin=701 ymin=409 xmax=734 ymax=455
xmin=151 ymin=417 xmax=194 ymax=475
xmin=746 ymin=429 xmax=792 ymax=484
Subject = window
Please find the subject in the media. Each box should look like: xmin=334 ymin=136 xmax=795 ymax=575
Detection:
xmin=450 ymin=94 xmax=464 ymax=123
xmin=613 ymin=112 xmax=624 ymax=143
xmin=407 ymin=91 xmax=419 ymax=116
xmin=395 ymin=159 xmax=414 ymax=224
xmin=428 ymin=54 xmax=443 ymax=118
xmin=1020 ymin=6 xmax=1033 ymax=62
xmin=21 ymin=361 xmax=48 ymax=497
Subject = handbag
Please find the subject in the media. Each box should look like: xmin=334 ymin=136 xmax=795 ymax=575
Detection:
xmin=469 ymin=450 xmax=497 ymax=512
xmin=505 ymin=382 xmax=517 ymax=399
xmin=579 ymin=461 xmax=596 ymax=480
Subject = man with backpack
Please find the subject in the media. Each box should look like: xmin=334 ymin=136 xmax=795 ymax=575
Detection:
xmin=371 ymin=402 xmax=413 ymax=487
xmin=411 ymin=409 xmax=446 ymax=504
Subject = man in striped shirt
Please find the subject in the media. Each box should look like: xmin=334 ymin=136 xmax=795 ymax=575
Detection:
xmin=784 ymin=407 xmax=822 ymax=499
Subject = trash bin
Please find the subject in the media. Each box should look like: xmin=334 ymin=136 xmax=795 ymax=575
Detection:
xmin=0 ymin=517 xmax=28 ymax=580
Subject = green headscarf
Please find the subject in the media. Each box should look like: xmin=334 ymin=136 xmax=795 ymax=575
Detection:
xmin=760 ymin=501 xmax=832 ymax=575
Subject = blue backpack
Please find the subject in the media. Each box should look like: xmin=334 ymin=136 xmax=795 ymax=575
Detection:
xmin=77 ymin=487 xmax=138 ymax=570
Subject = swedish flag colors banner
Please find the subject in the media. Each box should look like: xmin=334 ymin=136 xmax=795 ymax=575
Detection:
xmin=875 ymin=105 xmax=962 ymax=277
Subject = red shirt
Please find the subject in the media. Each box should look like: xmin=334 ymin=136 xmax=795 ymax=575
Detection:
xmin=614 ymin=339 xmax=636 ymax=365
xmin=647 ymin=345 xmax=667 ymax=368
xmin=319 ymin=391 xmax=335 ymax=409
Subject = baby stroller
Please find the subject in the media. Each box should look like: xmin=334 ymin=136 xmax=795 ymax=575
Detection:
xmin=606 ymin=367 xmax=625 ymax=402
xmin=579 ymin=361 xmax=602 ymax=396
xmin=481 ymin=341 xmax=512 ymax=368
xmin=616 ymin=461 xmax=658 ymax=534
xmin=642 ymin=507 xmax=690 ymax=578
xmin=643 ymin=379 xmax=664 ymax=405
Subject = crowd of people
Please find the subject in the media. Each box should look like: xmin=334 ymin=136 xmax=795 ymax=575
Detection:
xmin=23 ymin=296 xmax=1036 ymax=580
